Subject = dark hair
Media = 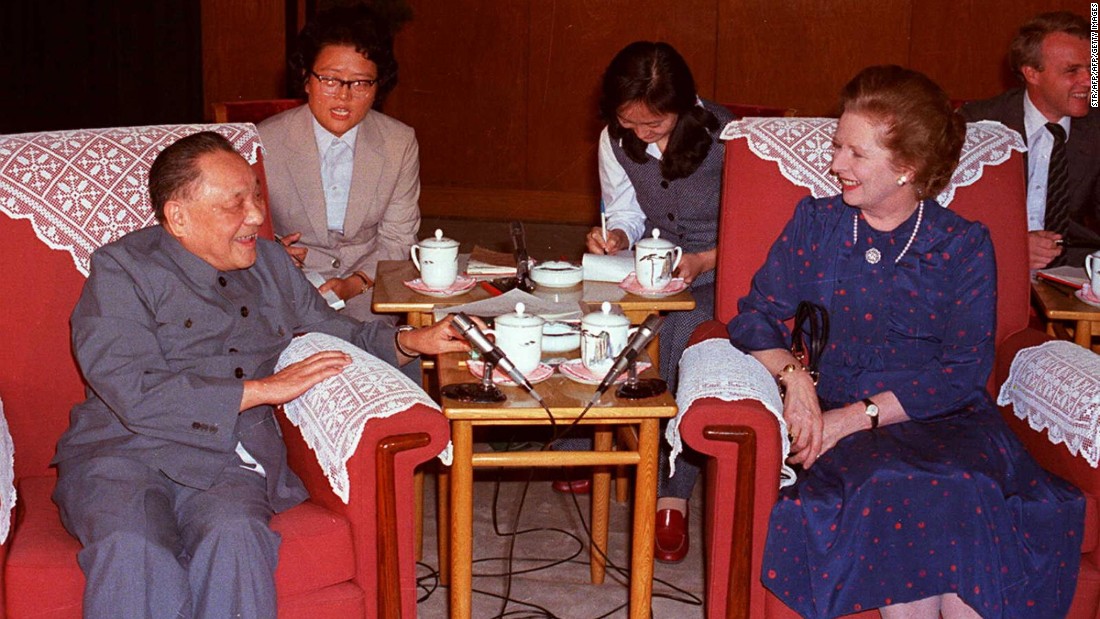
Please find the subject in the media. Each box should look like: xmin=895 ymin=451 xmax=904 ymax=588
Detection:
xmin=292 ymin=4 xmax=400 ymax=105
xmin=1010 ymin=11 xmax=1089 ymax=81
xmin=839 ymin=65 xmax=965 ymax=198
xmin=600 ymin=41 xmax=719 ymax=182
xmin=149 ymin=131 xmax=238 ymax=224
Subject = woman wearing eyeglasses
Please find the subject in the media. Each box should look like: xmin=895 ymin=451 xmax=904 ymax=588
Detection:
xmin=259 ymin=4 xmax=419 ymax=323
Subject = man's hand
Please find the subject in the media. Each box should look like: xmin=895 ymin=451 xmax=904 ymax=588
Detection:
xmin=278 ymin=232 xmax=308 ymax=268
xmin=586 ymin=227 xmax=630 ymax=255
xmin=674 ymin=249 xmax=717 ymax=284
xmin=1029 ymin=230 xmax=1064 ymax=270
xmin=397 ymin=315 xmax=473 ymax=359
xmin=240 ymin=351 xmax=351 ymax=411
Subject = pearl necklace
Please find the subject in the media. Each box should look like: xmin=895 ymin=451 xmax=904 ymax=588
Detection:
xmin=852 ymin=202 xmax=924 ymax=265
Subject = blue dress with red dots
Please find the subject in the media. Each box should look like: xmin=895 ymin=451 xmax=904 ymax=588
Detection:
xmin=727 ymin=195 xmax=1083 ymax=618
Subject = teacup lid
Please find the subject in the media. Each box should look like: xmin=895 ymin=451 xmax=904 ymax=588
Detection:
xmin=418 ymin=229 xmax=459 ymax=249
xmin=495 ymin=302 xmax=544 ymax=327
xmin=582 ymin=301 xmax=629 ymax=328
xmin=635 ymin=229 xmax=676 ymax=250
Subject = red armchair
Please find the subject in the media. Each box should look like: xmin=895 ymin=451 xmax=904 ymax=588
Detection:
xmin=213 ymin=99 xmax=305 ymax=124
xmin=678 ymin=118 xmax=1100 ymax=618
xmin=0 ymin=124 xmax=448 ymax=618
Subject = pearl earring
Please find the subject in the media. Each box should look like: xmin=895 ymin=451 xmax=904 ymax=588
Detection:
xmin=896 ymin=176 xmax=908 ymax=186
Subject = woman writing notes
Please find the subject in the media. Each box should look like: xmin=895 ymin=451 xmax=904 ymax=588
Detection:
xmin=260 ymin=4 xmax=419 ymax=323
xmin=728 ymin=66 xmax=1082 ymax=617
xmin=559 ymin=41 xmax=732 ymax=563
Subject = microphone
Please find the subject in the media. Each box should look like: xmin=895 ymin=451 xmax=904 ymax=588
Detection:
xmin=590 ymin=314 xmax=664 ymax=402
xmin=451 ymin=313 xmax=545 ymax=405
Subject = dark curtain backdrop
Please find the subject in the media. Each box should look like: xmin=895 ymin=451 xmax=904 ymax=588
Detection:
xmin=0 ymin=1 xmax=203 ymax=134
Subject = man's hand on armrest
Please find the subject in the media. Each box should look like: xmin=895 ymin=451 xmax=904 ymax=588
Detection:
xmin=240 ymin=351 xmax=352 ymax=411
xmin=395 ymin=314 xmax=473 ymax=363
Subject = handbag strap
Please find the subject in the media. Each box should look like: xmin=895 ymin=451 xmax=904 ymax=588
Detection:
xmin=792 ymin=301 xmax=829 ymax=379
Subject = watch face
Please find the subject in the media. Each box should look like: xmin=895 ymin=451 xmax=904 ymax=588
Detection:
xmin=865 ymin=402 xmax=879 ymax=416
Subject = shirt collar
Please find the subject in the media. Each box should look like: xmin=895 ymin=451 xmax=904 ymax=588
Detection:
xmin=311 ymin=116 xmax=359 ymax=153
xmin=1023 ymin=90 xmax=1071 ymax=142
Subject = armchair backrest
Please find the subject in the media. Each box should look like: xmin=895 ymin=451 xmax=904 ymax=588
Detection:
xmin=0 ymin=124 xmax=270 ymax=479
xmin=715 ymin=118 xmax=1031 ymax=354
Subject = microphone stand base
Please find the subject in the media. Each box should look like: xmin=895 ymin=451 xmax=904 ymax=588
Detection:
xmin=442 ymin=382 xmax=507 ymax=403
xmin=615 ymin=378 xmax=667 ymax=400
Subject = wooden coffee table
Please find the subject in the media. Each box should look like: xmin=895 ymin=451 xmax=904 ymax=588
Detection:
xmin=1032 ymin=278 xmax=1100 ymax=351
xmin=436 ymin=351 xmax=676 ymax=619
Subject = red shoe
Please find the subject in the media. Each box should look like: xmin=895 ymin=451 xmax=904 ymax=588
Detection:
xmin=551 ymin=479 xmax=591 ymax=494
xmin=654 ymin=508 xmax=688 ymax=563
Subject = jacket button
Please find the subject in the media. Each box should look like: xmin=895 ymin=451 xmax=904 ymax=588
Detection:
xmin=331 ymin=258 xmax=341 ymax=269
xmin=228 ymin=347 xmax=238 ymax=353
xmin=218 ymin=276 xmax=227 ymax=287
xmin=192 ymin=422 xmax=202 ymax=430
xmin=240 ymin=306 xmax=249 ymax=317
xmin=184 ymin=319 xmax=192 ymax=328
xmin=667 ymin=212 xmax=675 ymax=221
xmin=660 ymin=180 xmax=670 ymax=189
xmin=234 ymin=367 xmax=244 ymax=379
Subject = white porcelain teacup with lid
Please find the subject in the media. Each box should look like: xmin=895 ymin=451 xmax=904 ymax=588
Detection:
xmin=410 ymin=229 xmax=459 ymax=290
xmin=1086 ymin=250 xmax=1100 ymax=295
xmin=634 ymin=229 xmax=683 ymax=291
xmin=580 ymin=301 xmax=634 ymax=376
xmin=487 ymin=302 xmax=544 ymax=375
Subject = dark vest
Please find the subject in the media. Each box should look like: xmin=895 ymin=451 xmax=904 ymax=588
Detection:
xmin=610 ymin=99 xmax=732 ymax=287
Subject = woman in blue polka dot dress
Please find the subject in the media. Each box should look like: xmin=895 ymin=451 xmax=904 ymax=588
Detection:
xmin=726 ymin=65 xmax=1083 ymax=618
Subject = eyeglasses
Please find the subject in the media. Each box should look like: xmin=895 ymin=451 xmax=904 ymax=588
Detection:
xmin=310 ymin=71 xmax=378 ymax=97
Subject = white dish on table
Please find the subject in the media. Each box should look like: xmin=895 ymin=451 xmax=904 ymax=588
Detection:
xmin=530 ymin=261 xmax=583 ymax=288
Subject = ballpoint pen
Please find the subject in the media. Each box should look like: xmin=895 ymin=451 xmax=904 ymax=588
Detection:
xmin=600 ymin=199 xmax=608 ymax=244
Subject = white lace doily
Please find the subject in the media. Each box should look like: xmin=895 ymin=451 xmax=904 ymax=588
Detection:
xmin=0 ymin=124 xmax=263 ymax=277
xmin=669 ymin=338 xmax=795 ymax=488
xmin=0 ymin=395 xmax=15 ymax=543
xmin=719 ymin=118 xmax=1026 ymax=207
xmin=997 ymin=340 xmax=1100 ymax=468
xmin=276 ymin=333 xmax=445 ymax=503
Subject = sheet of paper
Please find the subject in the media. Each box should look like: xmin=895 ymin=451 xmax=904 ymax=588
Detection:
xmin=582 ymin=251 xmax=634 ymax=283
xmin=1036 ymin=265 xmax=1088 ymax=289
xmin=432 ymin=288 xmax=582 ymax=322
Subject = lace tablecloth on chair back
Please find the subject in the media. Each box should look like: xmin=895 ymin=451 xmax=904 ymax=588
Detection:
xmin=997 ymin=341 xmax=1100 ymax=467
xmin=719 ymin=118 xmax=1026 ymax=207
xmin=0 ymin=395 xmax=15 ymax=544
xmin=276 ymin=333 xmax=444 ymax=503
xmin=0 ymin=124 xmax=263 ymax=276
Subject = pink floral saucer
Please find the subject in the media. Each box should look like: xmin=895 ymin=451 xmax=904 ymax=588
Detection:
xmin=618 ymin=272 xmax=687 ymax=298
xmin=467 ymin=360 xmax=555 ymax=386
xmin=403 ymin=274 xmax=477 ymax=297
xmin=1075 ymin=284 xmax=1100 ymax=309
xmin=558 ymin=358 xmax=652 ymax=385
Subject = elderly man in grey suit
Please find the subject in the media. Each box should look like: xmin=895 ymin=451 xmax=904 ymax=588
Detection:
xmin=259 ymin=4 xmax=419 ymax=323
xmin=51 ymin=131 xmax=468 ymax=618
xmin=961 ymin=11 xmax=1099 ymax=269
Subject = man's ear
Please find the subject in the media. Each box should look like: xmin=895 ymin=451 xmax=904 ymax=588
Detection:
xmin=1021 ymin=64 xmax=1042 ymax=87
xmin=163 ymin=200 xmax=188 ymax=238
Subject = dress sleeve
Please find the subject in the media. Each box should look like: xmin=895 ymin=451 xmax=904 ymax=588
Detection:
xmin=726 ymin=196 xmax=818 ymax=352
xmin=881 ymin=222 xmax=997 ymax=420
xmin=598 ymin=127 xmax=647 ymax=247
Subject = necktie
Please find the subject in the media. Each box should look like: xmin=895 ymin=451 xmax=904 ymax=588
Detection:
xmin=1043 ymin=122 xmax=1069 ymax=266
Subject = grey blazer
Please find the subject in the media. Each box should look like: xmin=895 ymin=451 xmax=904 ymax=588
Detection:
xmin=258 ymin=105 xmax=421 ymax=284
xmin=960 ymin=88 xmax=1100 ymax=256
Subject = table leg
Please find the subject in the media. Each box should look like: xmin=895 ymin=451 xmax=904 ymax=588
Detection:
xmin=1074 ymin=320 xmax=1093 ymax=349
xmin=449 ymin=421 xmax=473 ymax=619
xmin=629 ymin=419 xmax=659 ymax=619
xmin=591 ymin=426 xmax=613 ymax=584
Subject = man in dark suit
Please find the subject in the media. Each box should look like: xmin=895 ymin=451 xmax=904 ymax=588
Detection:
xmin=961 ymin=11 xmax=1099 ymax=269
xmin=51 ymin=131 xmax=467 ymax=618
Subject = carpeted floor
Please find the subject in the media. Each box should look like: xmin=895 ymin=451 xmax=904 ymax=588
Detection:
xmin=414 ymin=457 xmax=708 ymax=618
